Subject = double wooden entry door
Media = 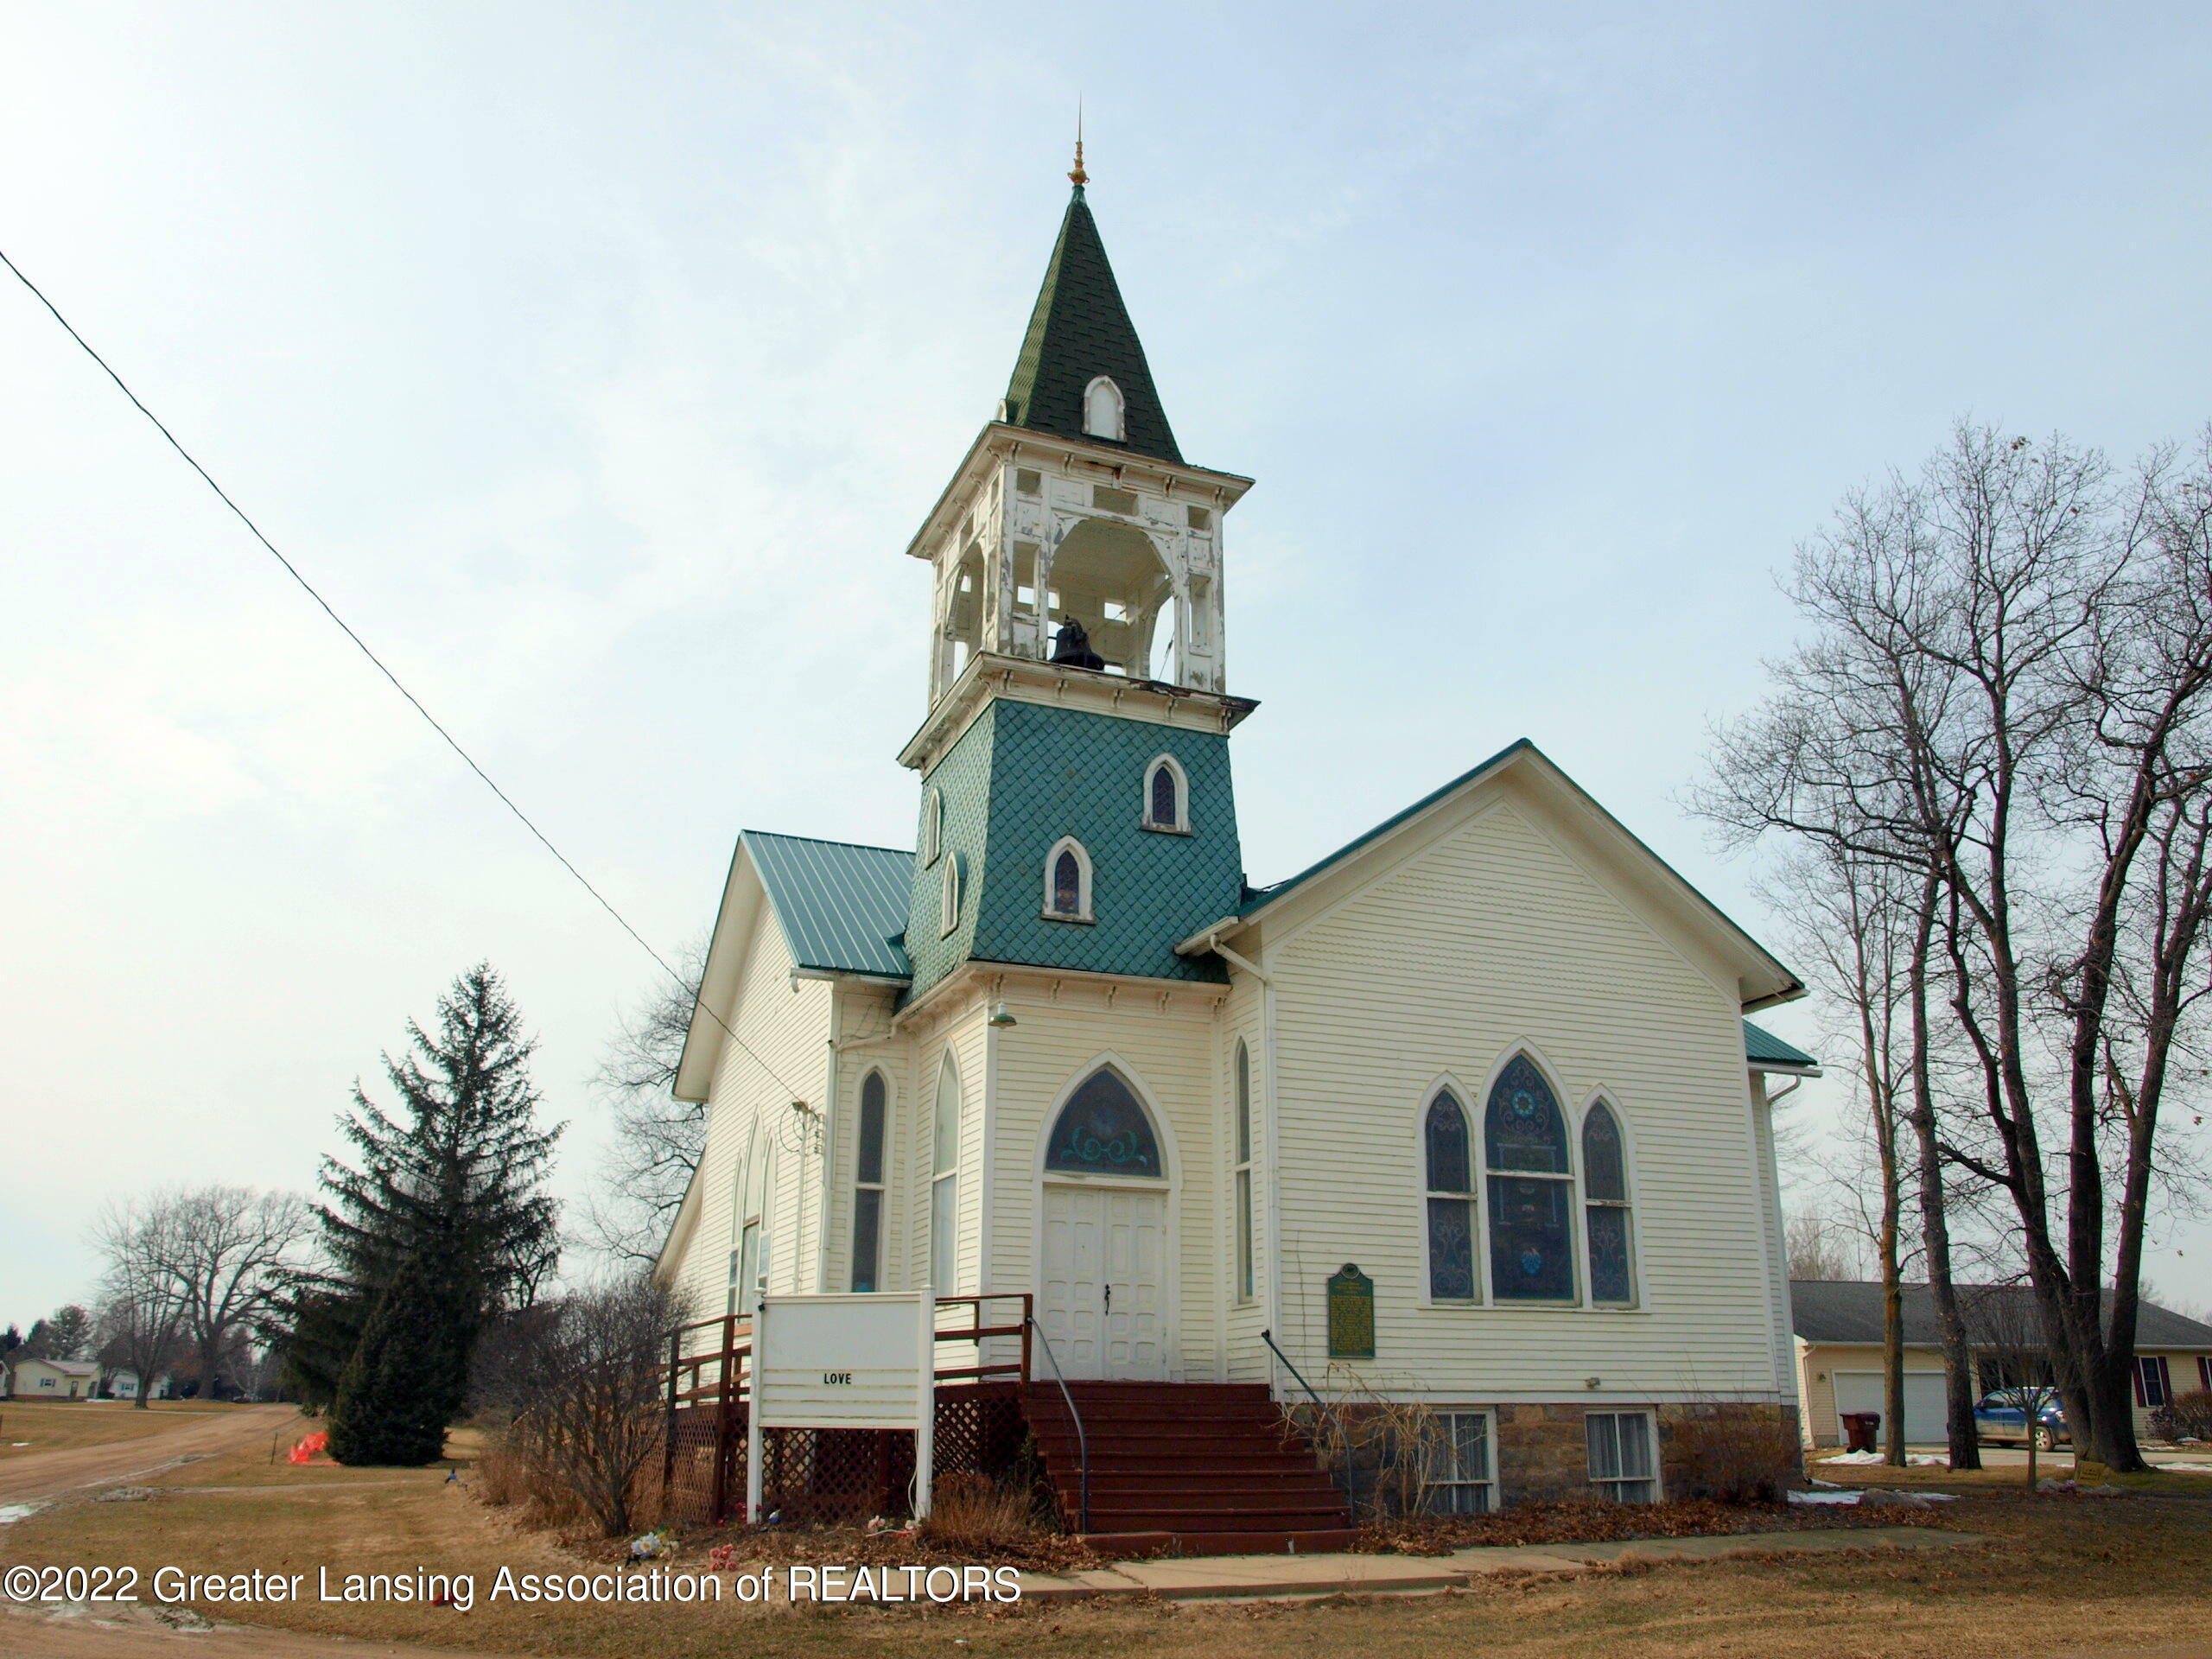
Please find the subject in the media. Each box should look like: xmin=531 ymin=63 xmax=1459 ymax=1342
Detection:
xmin=1039 ymin=1182 xmax=1167 ymax=1381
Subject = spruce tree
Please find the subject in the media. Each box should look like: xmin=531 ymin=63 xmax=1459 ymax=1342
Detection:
xmin=311 ymin=963 xmax=562 ymax=1450
xmin=325 ymin=1253 xmax=471 ymax=1466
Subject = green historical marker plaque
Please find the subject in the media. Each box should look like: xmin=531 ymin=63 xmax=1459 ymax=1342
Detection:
xmin=1326 ymin=1262 xmax=1375 ymax=1359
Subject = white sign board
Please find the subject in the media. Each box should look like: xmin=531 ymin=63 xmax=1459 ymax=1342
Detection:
xmin=746 ymin=1287 xmax=941 ymax=1522
xmin=754 ymin=1293 xmax=929 ymax=1430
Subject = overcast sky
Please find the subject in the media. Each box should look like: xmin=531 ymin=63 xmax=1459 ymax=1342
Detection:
xmin=4 ymin=3 xmax=2209 ymax=1327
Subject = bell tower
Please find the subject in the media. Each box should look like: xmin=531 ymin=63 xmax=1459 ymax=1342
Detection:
xmin=898 ymin=170 xmax=1259 ymax=1002
xmin=909 ymin=179 xmax=1249 ymax=709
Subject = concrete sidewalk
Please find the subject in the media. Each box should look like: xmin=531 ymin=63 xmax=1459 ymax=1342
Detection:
xmin=1015 ymin=1523 xmax=1981 ymax=1602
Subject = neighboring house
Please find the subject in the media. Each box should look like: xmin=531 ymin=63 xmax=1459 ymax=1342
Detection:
xmin=7 ymin=1357 xmax=101 ymax=1399
xmin=100 ymin=1370 xmax=174 ymax=1402
xmin=1792 ymin=1280 xmax=2212 ymax=1445
xmin=657 ymin=174 xmax=1821 ymax=1523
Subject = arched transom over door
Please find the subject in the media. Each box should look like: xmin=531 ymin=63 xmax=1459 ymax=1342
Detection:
xmin=1039 ymin=1067 xmax=1169 ymax=1382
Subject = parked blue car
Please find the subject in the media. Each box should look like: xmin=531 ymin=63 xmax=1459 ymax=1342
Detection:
xmin=1974 ymin=1389 xmax=2071 ymax=1449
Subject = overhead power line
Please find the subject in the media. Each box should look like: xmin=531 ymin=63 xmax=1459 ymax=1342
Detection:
xmin=0 ymin=244 xmax=812 ymax=1110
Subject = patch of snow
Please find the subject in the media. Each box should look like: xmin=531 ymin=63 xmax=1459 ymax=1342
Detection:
xmin=1818 ymin=1451 xmax=1948 ymax=1466
xmin=1789 ymin=1489 xmax=1863 ymax=1505
xmin=2157 ymin=1459 xmax=2212 ymax=1471
xmin=0 ymin=1503 xmax=47 ymax=1525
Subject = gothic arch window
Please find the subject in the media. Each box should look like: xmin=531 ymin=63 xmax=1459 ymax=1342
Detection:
xmin=1582 ymin=1100 xmax=1636 ymax=1306
xmin=1044 ymin=836 xmax=1093 ymax=922
xmin=850 ymin=1070 xmax=888 ymax=1293
xmin=931 ymin=1054 xmax=961 ymax=1289
xmin=939 ymin=852 xmax=964 ymax=938
xmin=1142 ymin=754 xmax=1188 ymax=832
xmin=1233 ymin=1039 xmax=1255 ymax=1302
xmin=1046 ymin=1066 xmax=1163 ymax=1178
xmin=1483 ymin=1054 xmax=1577 ymax=1303
xmin=1425 ymin=1089 xmax=1477 ymax=1302
xmin=922 ymin=787 xmax=943 ymax=866
xmin=1083 ymin=375 xmax=1125 ymax=442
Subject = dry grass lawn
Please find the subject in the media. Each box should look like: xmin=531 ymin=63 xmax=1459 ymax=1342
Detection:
xmin=5 ymin=1427 xmax=2211 ymax=1659
xmin=0 ymin=1401 xmax=256 ymax=1461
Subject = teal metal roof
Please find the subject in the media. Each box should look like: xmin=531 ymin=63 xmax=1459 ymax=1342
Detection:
xmin=744 ymin=831 xmax=914 ymax=980
xmin=1744 ymin=1020 xmax=1818 ymax=1068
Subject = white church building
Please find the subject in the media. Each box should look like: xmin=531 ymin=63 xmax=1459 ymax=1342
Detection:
xmin=657 ymin=170 xmax=1817 ymax=1532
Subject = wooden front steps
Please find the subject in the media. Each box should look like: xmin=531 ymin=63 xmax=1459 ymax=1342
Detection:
xmin=1019 ymin=1381 xmax=1355 ymax=1554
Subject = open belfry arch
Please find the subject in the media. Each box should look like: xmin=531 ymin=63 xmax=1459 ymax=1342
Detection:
xmin=657 ymin=151 xmax=1816 ymax=1547
xmin=912 ymin=182 xmax=1244 ymax=703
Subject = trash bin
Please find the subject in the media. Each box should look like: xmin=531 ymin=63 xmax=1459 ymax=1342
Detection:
xmin=1841 ymin=1412 xmax=1881 ymax=1453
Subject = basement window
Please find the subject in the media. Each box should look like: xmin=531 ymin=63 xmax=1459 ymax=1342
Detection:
xmin=1424 ymin=1412 xmax=1495 ymax=1514
xmin=1586 ymin=1412 xmax=1657 ymax=1503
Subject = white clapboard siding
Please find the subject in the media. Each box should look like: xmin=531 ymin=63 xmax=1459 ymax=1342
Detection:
xmin=1264 ymin=798 xmax=1785 ymax=1402
xmin=1217 ymin=976 xmax=1268 ymax=1383
xmin=822 ymin=983 xmax=908 ymax=1298
xmin=673 ymin=889 xmax=833 ymax=1333
xmin=985 ymin=989 xmax=1219 ymax=1380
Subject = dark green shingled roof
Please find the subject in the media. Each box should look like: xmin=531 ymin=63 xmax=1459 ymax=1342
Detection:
xmin=1001 ymin=188 xmax=1183 ymax=465
xmin=1744 ymin=1020 xmax=1819 ymax=1069
xmin=744 ymin=831 xmax=913 ymax=980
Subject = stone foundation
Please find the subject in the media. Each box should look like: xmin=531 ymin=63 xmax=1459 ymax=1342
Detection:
xmin=1495 ymin=1400 xmax=1802 ymax=1506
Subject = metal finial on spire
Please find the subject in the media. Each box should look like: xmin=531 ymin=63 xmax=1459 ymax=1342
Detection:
xmin=1069 ymin=101 xmax=1087 ymax=188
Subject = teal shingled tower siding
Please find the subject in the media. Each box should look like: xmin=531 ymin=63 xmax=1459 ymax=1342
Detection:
xmin=904 ymin=700 xmax=1240 ymax=999
xmin=1001 ymin=188 xmax=1183 ymax=467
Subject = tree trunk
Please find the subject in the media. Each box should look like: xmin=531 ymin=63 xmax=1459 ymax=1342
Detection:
xmin=1911 ymin=881 xmax=1980 ymax=1468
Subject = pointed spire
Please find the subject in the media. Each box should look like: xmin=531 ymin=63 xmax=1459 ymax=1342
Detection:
xmin=1069 ymin=101 xmax=1087 ymax=189
xmin=1000 ymin=167 xmax=1184 ymax=466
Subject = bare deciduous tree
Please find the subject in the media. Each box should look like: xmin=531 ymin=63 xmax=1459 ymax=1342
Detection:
xmin=475 ymin=1276 xmax=683 ymax=1537
xmin=1698 ymin=423 xmax=2212 ymax=1471
xmin=167 ymin=1187 xmax=312 ymax=1397
xmin=1785 ymin=1207 xmax=1867 ymax=1281
xmin=582 ymin=940 xmax=708 ymax=1268
xmin=92 ymin=1200 xmax=190 ymax=1408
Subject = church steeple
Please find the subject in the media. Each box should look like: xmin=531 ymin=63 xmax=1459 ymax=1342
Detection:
xmin=1000 ymin=187 xmax=1184 ymax=467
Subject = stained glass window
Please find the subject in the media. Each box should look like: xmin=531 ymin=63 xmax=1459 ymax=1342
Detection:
xmin=1148 ymin=760 xmax=1181 ymax=829
xmin=1582 ymin=1101 xmax=1634 ymax=1304
xmin=857 ymin=1071 xmax=887 ymax=1185
xmin=851 ymin=1070 xmax=887 ymax=1294
xmin=1427 ymin=1198 xmax=1476 ymax=1302
xmin=1053 ymin=849 xmax=1082 ymax=914
xmin=1586 ymin=1205 xmax=1631 ymax=1305
xmin=1582 ymin=1102 xmax=1625 ymax=1201
xmin=1427 ymin=1092 xmax=1472 ymax=1193
xmin=1485 ymin=1054 xmax=1568 ymax=1173
xmin=1045 ymin=1068 xmax=1163 ymax=1177
xmin=1488 ymin=1174 xmax=1575 ymax=1301
xmin=1426 ymin=1090 xmax=1476 ymax=1301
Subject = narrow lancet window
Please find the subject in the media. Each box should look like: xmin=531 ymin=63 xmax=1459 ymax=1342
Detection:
xmin=1425 ymin=1090 xmax=1477 ymax=1301
xmin=1582 ymin=1101 xmax=1634 ymax=1305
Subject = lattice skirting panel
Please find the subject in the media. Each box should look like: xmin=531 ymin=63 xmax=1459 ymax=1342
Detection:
xmin=664 ymin=1384 xmax=1034 ymax=1526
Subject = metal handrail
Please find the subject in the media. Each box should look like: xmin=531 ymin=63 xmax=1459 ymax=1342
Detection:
xmin=1262 ymin=1328 xmax=1353 ymax=1511
xmin=1025 ymin=1314 xmax=1089 ymax=1534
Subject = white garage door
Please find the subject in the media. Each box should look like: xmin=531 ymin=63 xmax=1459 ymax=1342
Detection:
xmin=1833 ymin=1371 xmax=1947 ymax=1443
